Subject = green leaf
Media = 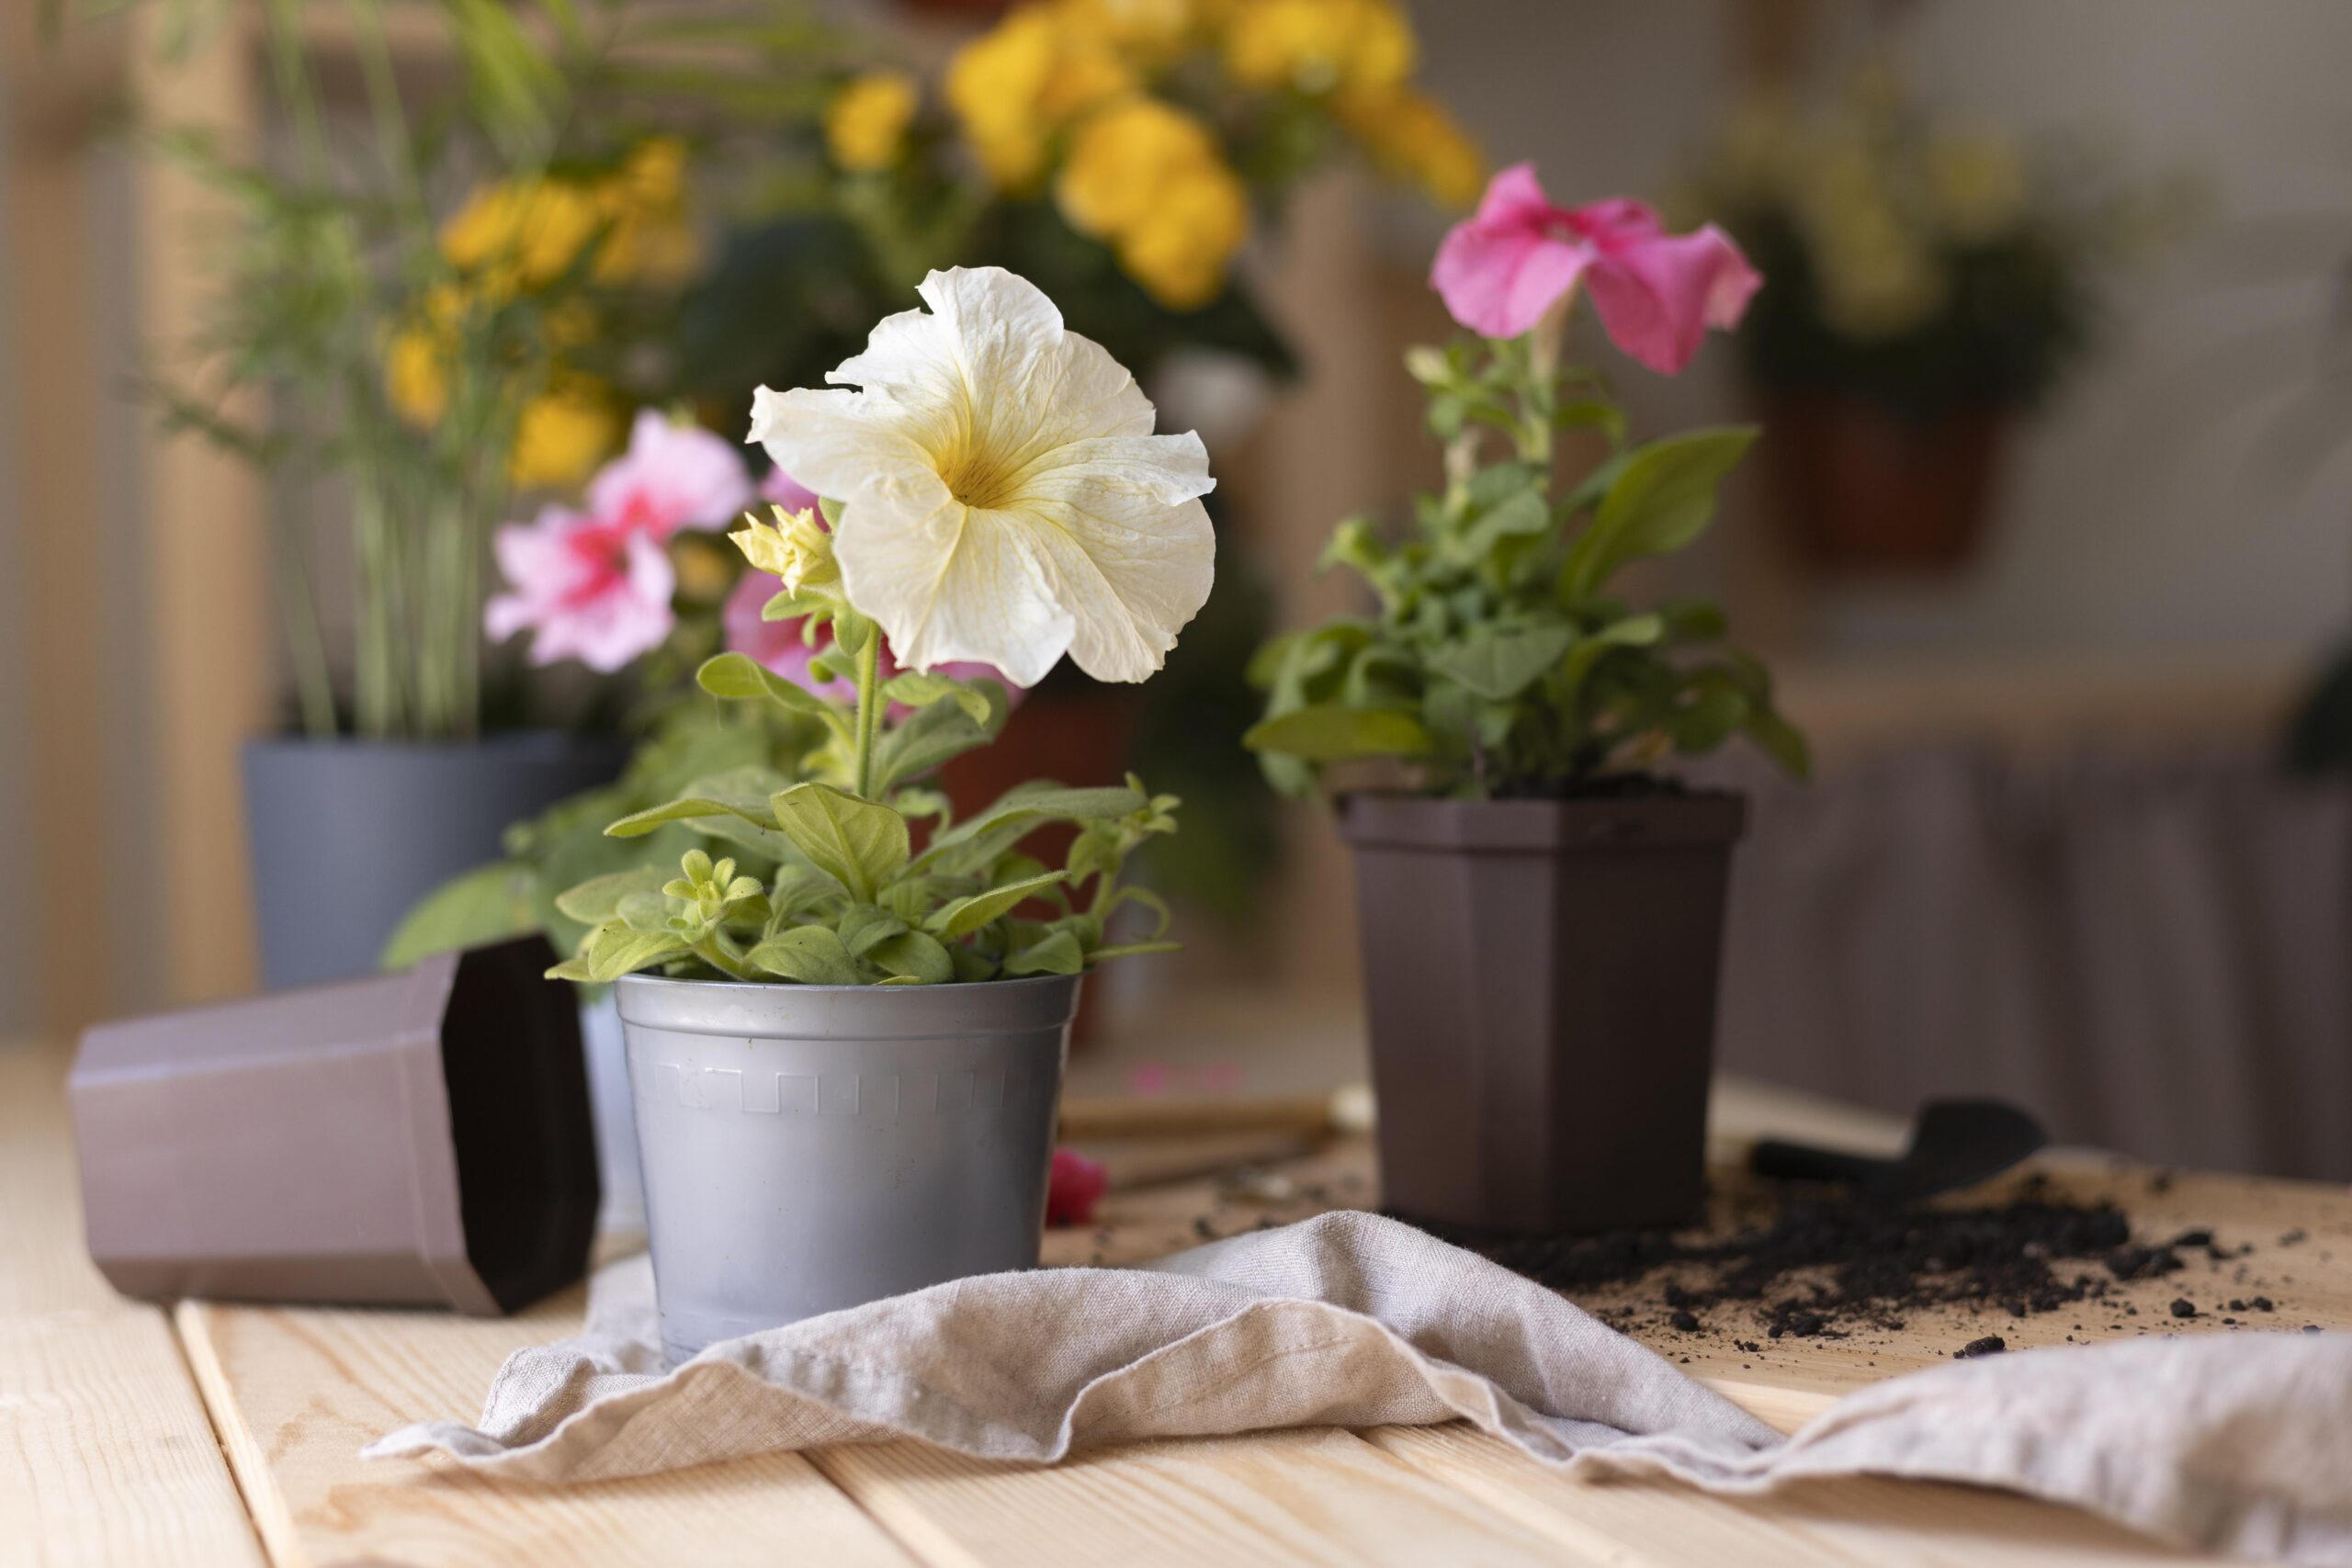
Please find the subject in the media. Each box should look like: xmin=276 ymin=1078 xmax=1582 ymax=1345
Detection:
xmin=925 ymin=869 xmax=1069 ymax=941
xmin=768 ymin=782 xmax=910 ymax=903
xmin=1559 ymin=427 xmax=1758 ymax=601
xmin=745 ymin=925 xmax=861 ymax=986
xmin=696 ymin=652 xmax=846 ymax=730
xmin=551 ymin=865 xmax=672 ymax=926
xmin=381 ymin=861 xmax=534 ymax=970
xmin=1088 ymin=941 xmax=1182 ymax=962
xmin=868 ymin=929 xmax=954 ymax=985
xmin=908 ymin=784 xmax=1146 ymax=876
xmin=1425 ymin=624 xmax=1577 ymax=702
xmin=605 ymin=793 xmax=781 ymax=841
xmin=818 ymin=495 xmax=845 ymax=528
xmin=1744 ymin=705 xmax=1813 ymax=779
xmin=1104 ymin=884 xmax=1173 ymax=940
xmin=872 ymin=679 xmax=1011 ymax=792
xmin=881 ymin=671 xmax=993 ymax=726
xmin=761 ymin=590 xmax=823 ymax=623
xmin=1456 ymin=488 xmax=1552 ymax=560
xmin=583 ymin=923 xmax=692 ymax=983
xmin=1242 ymin=705 xmax=1436 ymax=762
xmin=1005 ymin=929 xmax=1086 ymax=976
xmin=1558 ymin=615 xmax=1666 ymax=706
xmin=616 ymin=889 xmax=676 ymax=933
xmin=1555 ymin=399 xmax=1627 ymax=446
xmin=837 ymin=903 xmax=910 ymax=956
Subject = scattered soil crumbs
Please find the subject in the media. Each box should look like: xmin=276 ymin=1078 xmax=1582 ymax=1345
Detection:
xmin=1404 ymin=1174 xmax=2265 ymax=1348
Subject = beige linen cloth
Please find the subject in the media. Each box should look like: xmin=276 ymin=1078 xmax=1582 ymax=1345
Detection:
xmin=368 ymin=1212 xmax=2352 ymax=1565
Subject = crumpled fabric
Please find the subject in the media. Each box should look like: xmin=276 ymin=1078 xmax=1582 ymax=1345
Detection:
xmin=368 ymin=1211 xmax=2352 ymax=1566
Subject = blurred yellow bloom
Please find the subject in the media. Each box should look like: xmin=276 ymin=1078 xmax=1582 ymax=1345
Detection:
xmin=1339 ymin=85 xmax=1483 ymax=209
xmin=947 ymin=6 xmax=1135 ymax=189
xmin=594 ymin=136 xmax=699 ymax=288
xmin=826 ymin=71 xmax=920 ymax=174
xmin=439 ymin=136 xmax=696 ymax=296
xmin=385 ymin=324 xmax=449 ymax=425
xmin=1925 ymin=132 xmax=2028 ymax=244
xmin=510 ymin=381 xmax=621 ymax=490
xmin=1062 ymin=0 xmax=1199 ymax=59
xmin=1221 ymin=0 xmax=1413 ymax=96
xmin=1057 ymin=97 xmax=1249 ymax=309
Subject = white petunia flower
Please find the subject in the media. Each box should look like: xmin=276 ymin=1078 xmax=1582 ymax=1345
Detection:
xmin=746 ymin=266 xmax=1216 ymax=687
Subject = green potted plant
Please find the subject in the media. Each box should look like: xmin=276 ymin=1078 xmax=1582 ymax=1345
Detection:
xmin=1683 ymin=66 xmax=2188 ymax=571
xmin=1245 ymin=163 xmax=1806 ymax=1236
xmin=554 ymin=265 xmax=1212 ymax=1361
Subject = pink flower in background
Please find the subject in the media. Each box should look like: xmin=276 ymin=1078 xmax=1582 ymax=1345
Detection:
xmin=488 ymin=412 xmax=757 ymax=671
xmin=759 ymin=463 xmax=820 ymax=517
xmin=1430 ymin=163 xmax=1761 ymax=374
xmin=485 ymin=505 xmax=677 ymax=672
xmin=721 ymin=566 xmax=1025 ymax=711
xmin=588 ymin=409 xmax=755 ymax=538
xmin=1046 ymin=1147 xmax=1107 ymax=1227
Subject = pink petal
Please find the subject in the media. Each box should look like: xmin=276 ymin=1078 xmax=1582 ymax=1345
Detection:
xmin=1430 ymin=162 xmax=1598 ymax=339
xmin=589 ymin=410 xmax=755 ymax=539
xmin=1046 ymin=1147 xmax=1107 ymax=1227
xmin=1582 ymin=225 xmax=1762 ymax=376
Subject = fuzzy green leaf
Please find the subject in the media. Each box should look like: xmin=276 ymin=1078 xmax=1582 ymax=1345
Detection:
xmin=583 ymin=923 xmax=692 ymax=983
xmin=872 ymin=679 xmax=1010 ymax=792
xmin=868 ymin=929 xmax=954 ymax=985
xmin=551 ymin=864 xmax=673 ymax=926
xmin=745 ymin=925 xmax=861 ymax=985
xmin=1005 ymin=929 xmax=1086 ymax=976
xmin=1242 ymin=705 xmax=1436 ymax=761
xmin=925 ymin=869 xmax=1069 ymax=941
xmin=1426 ymin=624 xmax=1577 ymax=702
xmin=908 ymin=784 xmax=1146 ymax=876
xmin=381 ymin=861 xmax=535 ymax=970
xmin=1557 ymin=615 xmax=1666 ymax=707
xmin=696 ymin=652 xmax=842 ymax=727
xmin=1560 ymin=427 xmax=1757 ymax=600
xmin=837 ymin=903 xmax=910 ymax=956
xmin=882 ymin=671 xmax=993 ymax=726
xmin=768 ymin=782 xmax=910 ymax=903
xmin=605 ymin=793 xmax=781 ymax=840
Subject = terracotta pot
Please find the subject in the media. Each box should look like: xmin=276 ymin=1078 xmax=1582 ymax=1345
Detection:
xmin=1764 ymin=396 xmax=2009 ymax=573
xmin=1340 ymin=792 xmax=1746 ymax=1235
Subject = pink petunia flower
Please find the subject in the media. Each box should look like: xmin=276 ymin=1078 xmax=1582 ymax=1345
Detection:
xmin=588 ymin=409 xmax=757 ymax=539
xmin=485 ymin=505 xmax=678 ymax=672
xmin=1046 ymin=1146 xmax=1108 ymax=1227
xmin=1430 ymin=163 xmax=1761 ymax=374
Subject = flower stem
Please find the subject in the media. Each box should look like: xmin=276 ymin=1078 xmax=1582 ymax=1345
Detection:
xmin=852 ymin=627 xmax=883 ymax=798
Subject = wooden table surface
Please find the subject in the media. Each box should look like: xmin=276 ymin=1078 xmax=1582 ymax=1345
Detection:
xmin=8 ymin=1022 xmax=2349 ymax=1568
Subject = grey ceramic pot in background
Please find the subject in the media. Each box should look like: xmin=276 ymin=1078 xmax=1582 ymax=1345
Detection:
xmin=243 ymin=732 xmax=624 ymax=990
xmin=1340 ymin=791 xmax=1746 ymax=1236
xmin=616 ymin=972 xmax=1080 ymax=1364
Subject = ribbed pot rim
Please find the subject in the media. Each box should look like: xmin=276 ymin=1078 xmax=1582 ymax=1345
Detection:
xmin=612 ymin=969 xmax=1083 ymax=1038
xmin=611 ymin=971 xmax=1080 ymax=998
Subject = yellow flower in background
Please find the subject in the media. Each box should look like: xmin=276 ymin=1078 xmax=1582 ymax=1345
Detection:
xmin=509 ymin=380 xmax=621 ymax=490
xmin=1338 ymin=85 xmax=1484 ymax=209
xmin=826 ymin=72 xmax=920 ymax=174
xmin=1925 ymin=132 xmax=2028 ymax=245
xmin=593 ymin=136 xmax=698 ymax=288
xmin=1061 ymin=0 xmax=1199 ymax=61
xmin=439 ymin=137 xmax=696 ymax=296
xmin=947 ymin=6 xmax=1135 ymax=189
xmin=1057 ymin=97 xmax=1249 ymax=309
xmin=1220 ymin=0 xmax=1413 ymax=96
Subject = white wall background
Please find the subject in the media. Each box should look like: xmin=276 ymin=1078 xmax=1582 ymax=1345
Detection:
xmin=1402 ymin=0 xmax=2352 ymax=665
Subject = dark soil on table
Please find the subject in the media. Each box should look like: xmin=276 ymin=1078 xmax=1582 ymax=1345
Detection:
xmin=1404 ymin=1173 xmax=2273 ymax=1349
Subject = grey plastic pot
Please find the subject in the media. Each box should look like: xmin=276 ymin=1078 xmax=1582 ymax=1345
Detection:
xmin=242 ymin=731 xmax=625 ymax=991
xmin=616 ymin=971 xmax=1080 ymax=1364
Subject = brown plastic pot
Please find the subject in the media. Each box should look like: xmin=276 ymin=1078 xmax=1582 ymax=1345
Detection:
xmin=1340 ymin=792 xmax=1745 ymax=1235
xmin=69 ymin=935 xmax=598 ymax=1314
xmin=1763 ymin=395 xmax=2008 ymax=573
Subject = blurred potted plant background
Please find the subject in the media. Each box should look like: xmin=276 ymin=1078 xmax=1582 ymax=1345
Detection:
xmin=85 ymin=0 xmax=861 ymax=987
xmin=1683 ymin=63 xmax=2190 ymax=573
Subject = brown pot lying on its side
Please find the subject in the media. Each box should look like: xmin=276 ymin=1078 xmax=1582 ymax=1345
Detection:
xmin=1340 ymin=792 xmax=1746 ymax=1235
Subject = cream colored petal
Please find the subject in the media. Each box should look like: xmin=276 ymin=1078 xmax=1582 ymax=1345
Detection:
xmin=746 ymin=386 xmax=943 ymax=508
xmin=834 ymin=496 xmax=1075 ymax=687
xmin=1001 ymin=432 xmax=1216 ymax=682
xmin=921 ymin=267 xmax=1155 ymax=466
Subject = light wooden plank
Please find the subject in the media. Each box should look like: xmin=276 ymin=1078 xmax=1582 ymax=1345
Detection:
xmin=174 ymin=1295 xmax=916 ymax=1568
xmin=811 ymin=1427 xmax=1595 ymax=1568
xmin=0 ymin=1041 xmax=264 ymax=1567
xmin=1370 ymin=1423 xmax=2252 ymax=1568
